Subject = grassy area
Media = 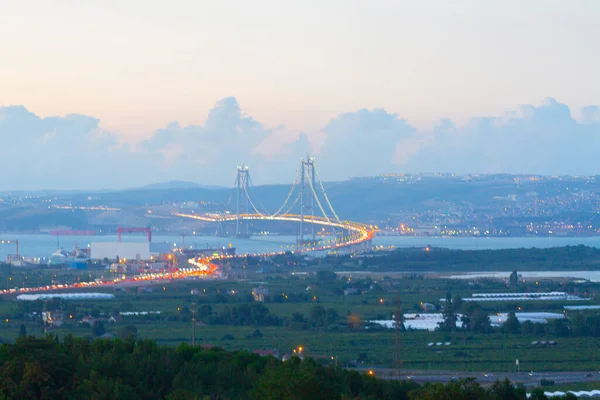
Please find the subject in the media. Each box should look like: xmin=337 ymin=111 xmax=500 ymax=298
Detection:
xmin=5 ymin=320 xmax=599 ymax=373
xmin=2 ymin=255 xmax=600 ymax=374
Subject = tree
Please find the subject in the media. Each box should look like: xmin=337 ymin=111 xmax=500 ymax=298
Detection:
xmin=197 ymin=304 xmax=212 ymax=319
xmin=310 ymin=306 xmax=327 ymax=328
xmin=439 ymin=292 xmax=457 ymax=331
xmin=547 ymin=319 xmax=570 ymax=337
xmin=292 ymin=312 xmax=305 ymax=323
xmin=179 ymin=306 xmax=192 ymax=322
xmin=92 ymin=321 xmax=106 ymax=337
xmin=117 ymin=325 xmax=138 ymax=340
xmin=325 ymin=308 xmax=339 ymax=325
xmin=20 ymin=361 xmax=52 ymax=399
xmin=469 ymin=308 xmax=492 ymax=333
xmin=452 ymin=294 xmax=463 ymax=313
xmin=166 ymin=389 xmax=201 ymax=400
xmin=489 ymin=378 xmax=527 ymax=399
xmin=409 ymin=378 xmax=489 ymax=399
xmin=315 ymin=270 xmax=336 ymax=284
xmin=250 ymin=329 xmax=263 ymax=338
xmin=503 ymin=312 xmax=521 ymax=334
xmin=461 ymin=303 xmax=491 ymax=333
xmin=19 ymin=324 xmax=27 ymax=337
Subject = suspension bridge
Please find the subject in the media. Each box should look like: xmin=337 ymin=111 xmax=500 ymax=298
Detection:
xmin=174 ymin=156 xmax=375 ymax=254
xmin=0 ymin=157 xmax=375 ymax=295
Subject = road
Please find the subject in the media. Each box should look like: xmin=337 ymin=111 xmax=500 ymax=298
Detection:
xmin=356 ymin=368 xmax=600 ymax=387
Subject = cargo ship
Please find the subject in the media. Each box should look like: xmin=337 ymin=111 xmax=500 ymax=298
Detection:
xmin=49 ymin=243 xmax=89 ymax=268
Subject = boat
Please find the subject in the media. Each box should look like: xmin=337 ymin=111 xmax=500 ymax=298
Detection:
xmin=48 ymin=243 xmax=89 ymax=267
xmin=49 ymin=249 xmax=69 ymax=265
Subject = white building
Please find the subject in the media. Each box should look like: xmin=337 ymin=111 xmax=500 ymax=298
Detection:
xmin=90 ymin=242 xmax=151 ymax=261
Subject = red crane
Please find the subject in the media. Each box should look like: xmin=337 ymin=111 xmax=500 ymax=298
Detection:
xmin=117 ymin=227 xmax=152 ymax=242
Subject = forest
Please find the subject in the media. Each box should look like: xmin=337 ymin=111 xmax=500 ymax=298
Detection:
xmin=0 ymin=336 xmax=579 ymax=399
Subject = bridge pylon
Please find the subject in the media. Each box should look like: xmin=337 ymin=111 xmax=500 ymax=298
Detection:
xmin=298 ymin=155 xmax=317 ymax=245
xmin=270 ymin=155 xmax=343 ymax=247
xmin=235 ymin=164 xmax=251 ymax=238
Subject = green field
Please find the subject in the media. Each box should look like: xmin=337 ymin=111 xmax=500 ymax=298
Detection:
xmin=0 ymin=278 xmax=598 ymax=373
xmin=3 ymin=246 xmax=600 ymax=374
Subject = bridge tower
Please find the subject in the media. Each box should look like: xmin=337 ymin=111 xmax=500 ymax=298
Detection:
xmin=298 ymin=156 xmax=317 ymax=245
xmin=235 ymin=164 xmax=251 ymax=238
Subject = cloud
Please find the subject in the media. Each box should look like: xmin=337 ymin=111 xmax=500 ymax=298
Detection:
xmin=251 ymin=132 xmax=312 ymax=183
xmin=0 ymin=106 xmax=146 ymax=190
xmin=1 ymin=97 xmax=600 ymax=190
xmin=400 ymin=98 xmax=600 ymax=176
xmin=315 ymin=108 xmax=416 ymax=179
xmin=139 ymin=96 xmax=296 ymax=185
xmin=581 ymin=105 xmax=600 ymax=124
xmin=0 ymin=98 xmax=309 ymax=190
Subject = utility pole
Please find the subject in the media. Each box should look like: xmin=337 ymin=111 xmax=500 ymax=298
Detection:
xmin=191 ymin=302 xmax=196 ymax=347
xmin=393 ymin=295 xmax=403 ymax=378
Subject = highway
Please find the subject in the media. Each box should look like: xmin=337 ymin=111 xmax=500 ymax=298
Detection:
xmin=0 ymin=211 xmax=376 ymax=296
xmin=173 ymin=212 xmax=376 ymax=253
xmin=0 ymin=259 xmax=219 ymax=295
xmin=1 ymin=157 xmax=377 ymax=295
xmin=0 ymin=213 xmax=375 ymax=296
xmin=357 ymin=368 xmax=600 ymax=388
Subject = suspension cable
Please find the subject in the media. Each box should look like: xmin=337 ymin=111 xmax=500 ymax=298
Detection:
xmin=314 ymin=164 xmax=341 ymax=222
xmin=226 ymin=175 xmax=238 ymax=211
xmin=271 ymin=166 xmax=301 ymax=217
xmin=282 ymin=193 xmax=300 ymax=215
xmin=308 ymin=173 xmax=331 ymax=224
xmin=247 ymin=174 xmax=270 ymax=215
xmin=243 ymin=185 xmax=265 ymax=217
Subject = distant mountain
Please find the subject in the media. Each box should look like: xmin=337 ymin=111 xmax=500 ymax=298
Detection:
xmin=138 ymin=181 xmax=225 ymax=190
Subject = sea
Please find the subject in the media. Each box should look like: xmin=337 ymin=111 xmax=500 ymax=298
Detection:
xmin=3 ymin=233 xmax=600 ymax=260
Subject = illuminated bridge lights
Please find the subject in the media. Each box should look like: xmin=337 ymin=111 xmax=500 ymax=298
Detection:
xmin=0 ymin=212 xmax=374 ymax=296
xmin=0 ymin=258 xmax=219 ymax=296
xmin=172 ymin=212 xmax=375 ymax=253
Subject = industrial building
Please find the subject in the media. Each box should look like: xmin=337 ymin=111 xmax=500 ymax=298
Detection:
xmin=90 ymin=242 xmax=152 ymax=261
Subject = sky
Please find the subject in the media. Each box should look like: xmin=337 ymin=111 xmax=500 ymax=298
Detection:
xmin=0 ymin=0 xmax=599 ymax=190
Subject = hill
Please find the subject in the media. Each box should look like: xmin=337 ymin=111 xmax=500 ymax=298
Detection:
xmin=138 ymin=180 xmax=225 ymax=190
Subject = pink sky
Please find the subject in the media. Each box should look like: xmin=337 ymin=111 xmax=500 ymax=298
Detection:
xmin=1 ymin=0 xmax=598 ymax=152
